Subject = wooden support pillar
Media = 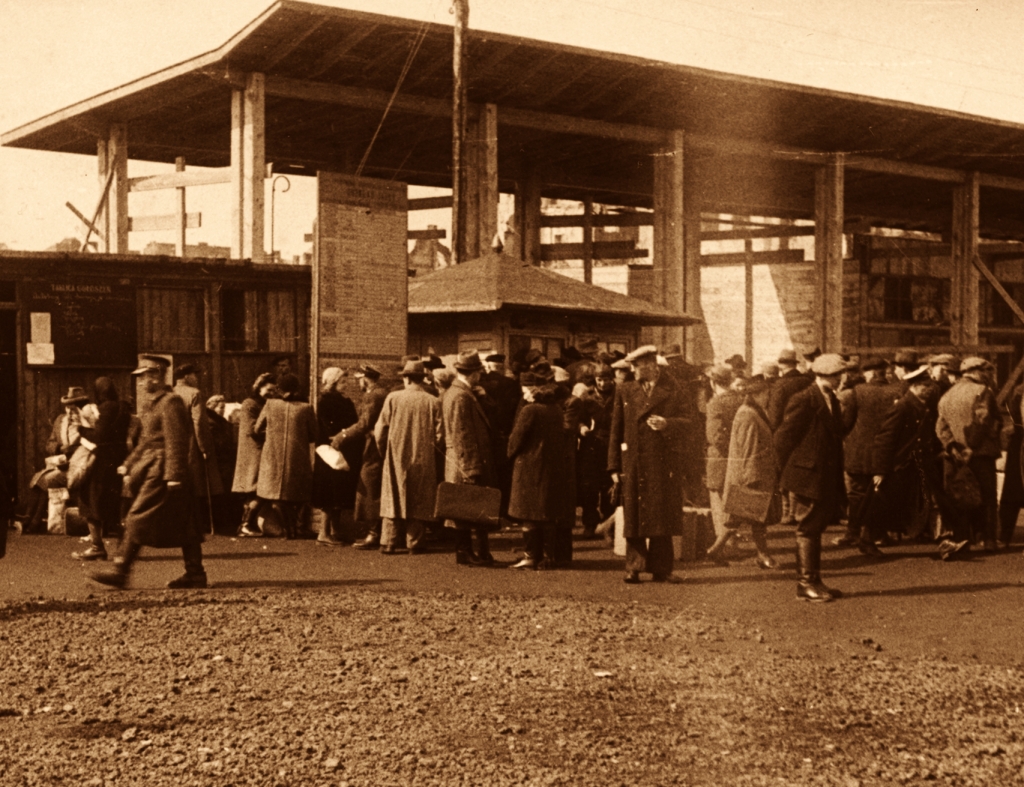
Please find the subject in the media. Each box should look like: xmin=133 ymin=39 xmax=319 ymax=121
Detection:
xmin=516 ymin=160 xmax=542 ymax=264
xmin=951 ymin=172 xmax=980 ymax=347
xmin=814 ymin=153 xmax=845 ymax=353
xmin=652 ymin=129 xmax=685 ymax=349
xmin=97 ymin=124 xmax=129 ymax=254
xmin=744 ymin=238 xmax=754 ymax=367
xmin=229 ymin=73 xmax=266 ymax=262
xmin=582 ymin=196 xmax=594 ymax=284
xmin=174 ymin=157 xmax=187 ymax=257
xmin=463 ymin=103 xmax=499 ymax=259
xmin=682 ymin=162 xmax=709 ymax=363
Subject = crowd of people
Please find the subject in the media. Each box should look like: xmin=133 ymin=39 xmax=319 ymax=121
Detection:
xmin=10 ymin=342 xmax=1020 ymax=601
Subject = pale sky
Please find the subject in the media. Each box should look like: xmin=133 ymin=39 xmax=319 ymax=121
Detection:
xmin=3 ymin=0 xmax=1024 ymax=256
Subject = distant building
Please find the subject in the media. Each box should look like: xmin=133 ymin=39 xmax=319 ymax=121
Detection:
xmin=142 ymin=241 xmax=231 ymax=259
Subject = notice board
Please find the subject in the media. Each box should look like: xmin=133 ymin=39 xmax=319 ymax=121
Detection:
xmin=27 ymin=280 xmax=137 ymax=367
xmin=313 ymin=173 xmax=408 ymax=377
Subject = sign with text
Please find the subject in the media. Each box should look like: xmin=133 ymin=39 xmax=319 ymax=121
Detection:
xmin=27 ymin=281 xmax=137 ymax=367
xmin=313 ymin=173 xmax=408 ymax=379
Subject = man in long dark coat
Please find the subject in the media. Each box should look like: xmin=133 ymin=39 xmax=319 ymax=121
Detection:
xmin=375 ymin=360 xmax=443 ymax=554
xmin=344 ymin=365 xmax=389 ymax=549
xmin=90 ymin=355 xmax=206 ymax=589
xmin=774 ymin=353 xmax=848 ymax=602
xmin=608 ymin=345 xmax=689 ymax=584
xmin=442 ymin=350 xmax=499 ymax=566
xmin=173 ymin=364 xmax=222 ymax=532
xmin=837 ymin=356 xmax=901 ymax=552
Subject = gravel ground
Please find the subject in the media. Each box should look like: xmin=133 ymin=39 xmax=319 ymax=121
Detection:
xmin=3 ymin=579 xmax=1024 ymax=786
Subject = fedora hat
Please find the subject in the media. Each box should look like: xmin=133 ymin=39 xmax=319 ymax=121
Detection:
xmin=400 ymin=360 xmax=426 ymax=378
xmin=61 ymin=386 xmax=89 ymax=405
xmin=354 ymin=364 xmax=382 ymax=381
xmin=454 ymin=350 xmax=484 ymax=373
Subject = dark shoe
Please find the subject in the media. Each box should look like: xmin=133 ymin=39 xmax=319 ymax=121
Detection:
xmin=456 ymin=550 xmax=484 ymax=566
xmin=379 ymin=545 xmax=407 ymax=555
xmin=167 ymin=572 xmax=208 ymax=589
xmin=755 ymin=554 xmax=779 ymax=570
xmin=238 ymin=525 xmax=262 ymax=538
xmin=704 ymin=548 xmax=729 ymax=567
xmin=651 ymin=573 xmax=683 ymax=584
xmin=72 ymin=546 xmax=107 ymax=561
xmin=939 ymin=539 xmax=969 ymax=560
xmin=476 ymin=551 xmax=495 ymax=567
xmin=623 ymin=570 xmax=641 ymax=584
xmin=579 ymin=529 xmax=598 ymax=540
xmin=409 ymin=545 xmax=427 ymax=555
xmin=353 ymin=535 xmax=380 ymax=550
xmin=857 ymin=540 xmax=884 ymax=557
xmin=89 ymin=569 xmax=127 ymax=589
xmin=509 ymin=556 xmax=537 ymax=570
xmin=831 ymin=534 xmax=859 ymax=547
xmin=796 ymin=581 xmax=834 ymax=602
xmin=316 ymin=535 xmax=346 ymax=547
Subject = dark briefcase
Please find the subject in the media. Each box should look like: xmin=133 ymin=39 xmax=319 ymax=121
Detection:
xmin=434 ymin=482 xmax=502 ymax=527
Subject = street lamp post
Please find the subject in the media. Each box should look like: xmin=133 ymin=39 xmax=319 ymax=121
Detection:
xmin=270 ymin=175 xmax=291 ymax=263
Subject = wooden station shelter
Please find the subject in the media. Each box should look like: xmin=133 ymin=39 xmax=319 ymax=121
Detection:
xmin=7 ymin=0 xmax=1024 ymax=494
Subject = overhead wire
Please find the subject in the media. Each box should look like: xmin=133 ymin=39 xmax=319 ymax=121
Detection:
xmin=354 ymin=6 xmax=434 ymax=177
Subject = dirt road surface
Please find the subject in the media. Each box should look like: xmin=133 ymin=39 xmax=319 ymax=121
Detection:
xmin=2 ymin=527 xmax=1024 ymax=785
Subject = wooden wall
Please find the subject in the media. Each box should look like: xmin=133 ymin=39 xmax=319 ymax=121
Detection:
xmin=2 ymin=252 xmax=309 ymax=503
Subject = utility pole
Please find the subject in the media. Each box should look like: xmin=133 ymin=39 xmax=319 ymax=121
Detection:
xmin=451 ymin=0 xmax=469 ymax=265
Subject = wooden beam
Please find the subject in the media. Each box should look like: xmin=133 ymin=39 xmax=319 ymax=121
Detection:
xmin=700 ymin=248 xmax=805 ymax=267
xmin=653 ymin=130 xmax=686 ymax=350
xmin=128 ymin=212 xmax=202 ymax=232
xmin=83 ymin=164 xmax=116 ymax=253
xmin=262 ymin=18 xmax=326 ymax=71
xmin=998 ymin=351 xmax=1024 ymax=405
xmin=540 ymin=241 xmax=648 ymax=261
xmin=307 ymin=24 xmax=379 ymax=78
xmin=842 ymin=344 xmax=1014 ymax=355
xmin=128 ymin=167 xmax=231 ymax=192
xmin=407 ymin=228 xmax=446 ymax=240
xmin=701 ymin=225 xmax=818 ymax=241
xmin=744 ymin=237 xmax=754 ymax=369
xmin=815 ymin=154 xmax=845 ymax=353
xmin=97 ymin=124 xmax=129 ymax=254
xmin=174 ymin=157 xmax=187 ymax=256
xmin=408 ymin=196 xmax=453 ymax=211
xmin=845 ymin=155 xmax=964 ymax=184
xmin=243 ymin=72 xmax=266 ymax=263
xmin=65 ymin=201 xmax=103 ymax=239
xmin=951 ymin=172 xmax=980 ymax=346
xmin=230 ymin=89 xmax=244 ymax=259
xmin=541 ymin=212 xmax=654 ymax=228
xmin=582 ymin=196 xmax=594 ymax=285
xmin=517 ymin=160 xmax=542 ymax=264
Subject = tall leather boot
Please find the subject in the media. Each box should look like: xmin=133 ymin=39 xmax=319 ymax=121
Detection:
xmin=475 ymin=528 xmax=494 ymax=566
xmin=795 ymin=535 xmax=834 ymax=602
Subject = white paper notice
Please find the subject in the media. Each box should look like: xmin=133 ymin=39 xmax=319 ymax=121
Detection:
xmin=27 ymin=343 xmax=55 ymax=365
xmin=30 ymin=312 xmax=51 ymax=344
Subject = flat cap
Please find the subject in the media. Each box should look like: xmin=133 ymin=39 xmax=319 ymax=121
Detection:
xmin=707 ymin=365 xmax=734 ymax=387
xmin=354 ymin=364 xmax=382 ymax=380
xmin=861 ymin=355 xmax=887 ymax=372
xmin=624 ymin=344 xmax=658 ymax=363
xmin=810 ymin=353 xmax=847 ymax=376
xmin=928 ymin=353 xmax=956 ymax=367
xmin=132 ymin=355 xmax=170 ymax=376
xmin=903 ymin=366 xmax=930 ymax=383
xmin=893 ymin=350 xmax=918 ymax=365
xmin=960 ymin=356 xmax=992 ymax=373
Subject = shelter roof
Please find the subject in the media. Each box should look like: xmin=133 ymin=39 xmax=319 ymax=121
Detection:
xmin=6 ymin=1 xmax=1024 ymax=235
xmin=407 ymin=252 xmax=698 ymax=326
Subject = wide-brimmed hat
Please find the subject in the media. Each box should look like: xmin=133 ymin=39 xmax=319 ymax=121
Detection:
xmin=903 ymin=366 xmax=930 ymax=384
xmin=483 ymin=352 xmax=505 ymax=363
xmin=354 ymin=364 xmax=382 ymax=381
xmin=400 ymin=360 xmax=426 ymax=378
xmin=725 ymin=353 xmax=747 ymax=370
xmin=60 ymin=386 xmax=89 ymax=405
xmin=454 ymin=350 xmax=484 ymax=373
xmin=778 ymin=348 xmax=798 ymax=364
xmin=131 ymin=355 xmax=170 ymax=376
xmin=624 ymin=344 xmax=658 ymax=364
xmin=810 ymin=353 xmax=847 ymax=376
xmin=422 ymin=354 xmax=446 ymax=370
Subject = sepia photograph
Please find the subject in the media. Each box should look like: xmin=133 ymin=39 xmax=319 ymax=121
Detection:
xmin=2 ymin=1 xmax=1024 ymax=783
